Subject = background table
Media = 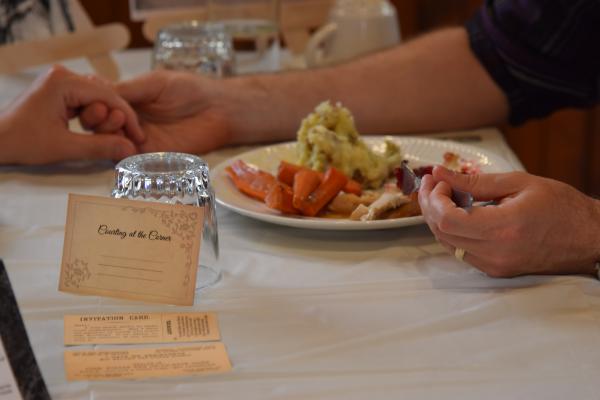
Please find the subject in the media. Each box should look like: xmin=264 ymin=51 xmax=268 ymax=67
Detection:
xmin=1 ymin=51 xmax=599 ymax=400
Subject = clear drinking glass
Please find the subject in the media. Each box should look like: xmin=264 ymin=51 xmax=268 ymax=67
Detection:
xmin=111 ymin=153 xmax=221 ymax=291
xmin=207 ymin=0 xmax=281 ymax=73
xmin=152 ymin=20 xmax=235 ymax=77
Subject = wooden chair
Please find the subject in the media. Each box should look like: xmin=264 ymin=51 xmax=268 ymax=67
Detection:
xmin=140 ymin=0 xmax=333 ymax=55
xmin=0 ymin=0 xmax=130 ymax=81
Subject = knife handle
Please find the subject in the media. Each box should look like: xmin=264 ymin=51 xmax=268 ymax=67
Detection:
xmin=451 ymin=189 xmax=474 ymax=209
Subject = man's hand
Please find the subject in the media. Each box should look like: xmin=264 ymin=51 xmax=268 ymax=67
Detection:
xmin=418 ymin=166 xmax=600 ymax=277
xmin=0 ymin=65 xmax=144 ymax=165
xmin=81 ymin=70 xmax=233 ymax=155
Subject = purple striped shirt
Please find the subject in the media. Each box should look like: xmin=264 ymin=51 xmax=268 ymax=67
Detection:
xmin=466 ymin=0 xmax=600 ymax=124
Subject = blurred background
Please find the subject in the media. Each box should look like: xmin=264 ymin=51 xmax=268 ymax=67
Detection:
xmin=45 ymin=0 xmax=600 ymax=195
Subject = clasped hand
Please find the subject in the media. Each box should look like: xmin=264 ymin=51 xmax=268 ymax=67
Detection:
xmin=0 ymin=65 xmax=145 ymax=165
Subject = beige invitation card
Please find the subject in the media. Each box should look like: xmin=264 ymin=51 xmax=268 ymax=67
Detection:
xmin=64 ymin=344 xmax=232 ymax=381
xmin=59 ymin=194 xmax=204 ymax=306
xmin=64 ymin=312 xmax=220 ymax=345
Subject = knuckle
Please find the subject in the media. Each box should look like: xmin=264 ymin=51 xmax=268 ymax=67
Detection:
xmin=47 ymin=64 xmax=67 ymax=78
xmin=493 ymin=220 xmax=524 ymax=243
xmin=465 ymin=172 xmax=480 ymax=186
xmin=86 ymin=74 xmax=105 ymax=85
xmin=459 ymin=172 xmax=480 ymax=190
xmin=437 ymin=214 xmax=454 ymax=233
xmin=42 ymin=65 xmax=68 ymax=87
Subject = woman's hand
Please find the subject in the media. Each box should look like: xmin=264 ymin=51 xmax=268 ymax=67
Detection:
xmin=418 ymin=166 xmax=600 ymax=277
xmin=0 ymin=65 xmax=144 ymax=165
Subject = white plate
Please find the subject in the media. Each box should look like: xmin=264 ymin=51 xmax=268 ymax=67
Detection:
xmin=212 ymin=136 xmax=515 ymax=230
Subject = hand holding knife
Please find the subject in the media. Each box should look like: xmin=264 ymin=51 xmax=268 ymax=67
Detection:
xmin=400 ymin=160 xmax=475 ymax=209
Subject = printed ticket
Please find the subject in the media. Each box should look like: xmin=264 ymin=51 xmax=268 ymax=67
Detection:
xmin=64 ymin=344 xmax=232 ymax=381
xmin=64 ymin=312 xmax=220 ymax=345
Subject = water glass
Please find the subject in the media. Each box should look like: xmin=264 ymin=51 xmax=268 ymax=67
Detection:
xmin=111 ymin=152 xmax=221 ymax=291
xmin=152 ymin=21 xmax=235 ymax=77
xmin=207 ymin=0 xmax=281 ymax=73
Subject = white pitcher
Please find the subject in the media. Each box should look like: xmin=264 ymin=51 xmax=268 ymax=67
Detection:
xmin=305 ymin=0 xmax=401 ymax=67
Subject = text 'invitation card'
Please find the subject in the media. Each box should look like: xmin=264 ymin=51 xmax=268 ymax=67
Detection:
xmin=59 ymin=194 xmax=204 ymax=306
xmin=64 ymin=312 xmax=220 ymax=345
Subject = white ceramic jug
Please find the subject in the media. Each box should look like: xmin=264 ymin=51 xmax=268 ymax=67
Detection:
xmin=305 ymin=0 xmax=400 ymax=67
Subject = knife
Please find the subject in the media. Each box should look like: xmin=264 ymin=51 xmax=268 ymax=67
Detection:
xmin=400 ymin=160 xmax=474 ymax=209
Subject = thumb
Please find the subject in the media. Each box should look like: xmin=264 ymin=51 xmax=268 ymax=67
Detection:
xmin=432 ymin=166 xmax=527 ymax=200
xmin=60 ymin=133 xmax=137 ymax=162
xmin=116 ymin=71 xmax=166 ymax=105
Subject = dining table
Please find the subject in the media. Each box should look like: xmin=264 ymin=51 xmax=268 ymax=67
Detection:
xmin=1 ymin=49 xmax=600 ymax=400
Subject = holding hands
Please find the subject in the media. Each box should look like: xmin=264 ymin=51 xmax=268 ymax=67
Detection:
xmin=80 ymin=70 xmax=233 ymax=155
xmin=418 ymin=166 xmax=600 ymax=277
xmin=0 ymin=65 xmax=145 ymax=165
xmin=0 ymin=67 xmax=237 ymax=165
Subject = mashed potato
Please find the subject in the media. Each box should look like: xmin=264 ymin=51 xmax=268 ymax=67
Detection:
xmin=296 ymin=101 xmax=401 ymax=189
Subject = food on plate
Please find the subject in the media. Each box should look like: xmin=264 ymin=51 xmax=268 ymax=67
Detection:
xmin=225 ymin=159 xmax=277 ymax=201
xmin=393 ymin=151 xmax=480 ymax=190
xmin=226 ymin=154 xmax=480 ymax=222
xmin=296 ymin=167 xmax=348 ymax=217
xmin=296 ymin=101 xmax=402 ymax=189
xmin=265 ymin=182 xmax=298 ymax=215
xmin=327 ymin=191 xmax=380 ymax=215
xmin=225 ymin=103 xmax=483 ymax=222
xmin=277 ymin=160 xmax=362 ymax=196
xmin=226 ymin=158 xmax=421 ymax=221
xmin=350 ymin=191 xmax=411 ymax=221
xmin=443 ymin=151 xmax=482 ymax=174
xmin=226 ymin=159 xmax=352 ymax=217
xmin=292 ymin=168 xmax=322 ymax=209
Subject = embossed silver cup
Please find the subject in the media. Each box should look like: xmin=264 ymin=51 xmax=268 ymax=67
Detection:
xmin=111 ymin=152 xmax=221 ymax=291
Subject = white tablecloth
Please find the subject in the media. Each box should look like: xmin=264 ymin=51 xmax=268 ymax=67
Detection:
xmin=1 ymin=51 xmax=599 ymax=400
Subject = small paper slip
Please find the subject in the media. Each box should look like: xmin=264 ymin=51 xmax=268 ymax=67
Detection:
xmin=0 ymin=339 xmax=22 ymax=400
xmin=64 ymin=344 xmax=232 ymax=381
xmin=59 ymin=194 xmax=204 ymax=306
xmin=64 ymin=312 xmax=220 ymax=345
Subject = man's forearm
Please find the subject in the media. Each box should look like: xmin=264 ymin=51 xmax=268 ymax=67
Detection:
xmin=222 ymin=27 xmax=509 ymax=145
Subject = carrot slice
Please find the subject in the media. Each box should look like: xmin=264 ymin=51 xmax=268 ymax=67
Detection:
xmin=277 ymin=161 xmax=362 ymax=196
xmin=292 ymin=169 xmax=321 ymax=209
xmin=342 ymin=179 xmax=362 ymax=195
xmin=277 ymin=160 xmax=301 ymax=186
xmin=265 ymin=182 xmax=299 ymax=214
xmin=297 ymin=167 xmax=348 ymax=217
xmin=230 ymin=159 xmax=276 ymax=184
xmin=226 ymin=160 xmax=277 ymax=201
